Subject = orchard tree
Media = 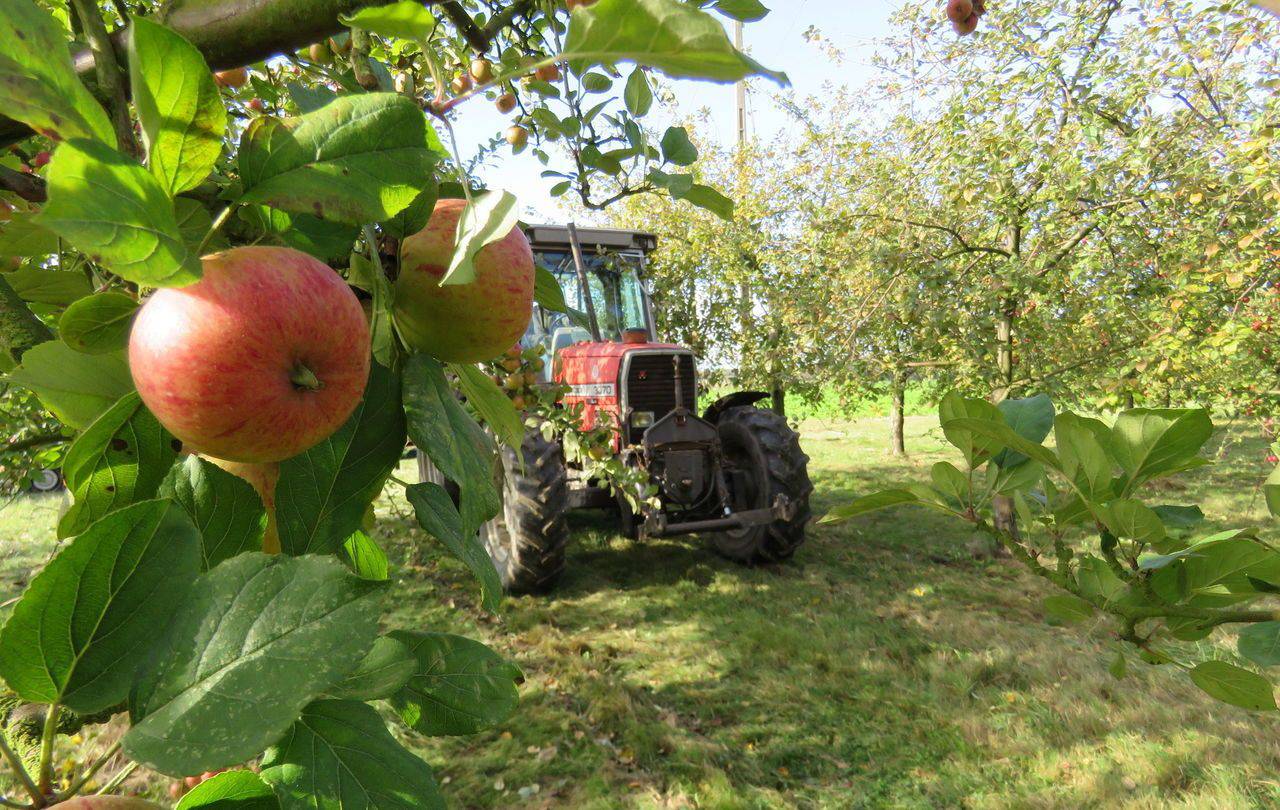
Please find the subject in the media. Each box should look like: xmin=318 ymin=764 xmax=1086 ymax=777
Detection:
xmin=0 ymin=0 xmax=782 ymax=806
xmin=604 ymin=130 xmax=828 ymax=415
xmin=850 ymin=0 xmax=1278 ymax=410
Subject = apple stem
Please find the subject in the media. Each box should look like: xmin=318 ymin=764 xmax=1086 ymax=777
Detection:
xmin=289 ymin=364 xmax=324 ymax=391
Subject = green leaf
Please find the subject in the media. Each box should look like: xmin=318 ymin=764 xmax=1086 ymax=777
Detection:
xmin=0 ymin=0 xmax=114 ymax=145
xmin=944 ymin=417 xmax=1061 ymax=471
xmin=0 ymin=213 xmax=59 ymax=258
xmin=1188 ymin=661 xmax=1276 ymax=711
xmin=993 ymin=393 xmax=1054 ymax=469
xmin=159 ymin=455 xmax=267 ymax=570
xmin=240 ymin=205 xmax=358 ymax=262
xmin=1042 ymin=594 xmax=1094 ymax=624
xmin=175 ymin=197 xmax=223 ymax=253
xmin=929 ymin=461 xmax=969 ymax=506
xmin=347 ymin=252 xmax=394 ymax=366
xmin=342 ymin=530 xmax=389 ymax=581
xmin=124 ymin=553 xmax=386 ymax=775
xmin=402 ymin=353 xmax=501 ymax=538
xmin=937 ymin=392 xmax=1002 ymax=468
xmin=1100 ymin=499 xmax=1166 ymax=545
xmin=276 ymin=362 xmax=405 ymax=556
xmin=819 ymin=489 xmax=922 ymax=524
xmin=128 ymin=18 xmax=226 ymax=196
xmin=441 ymin=190 xmax=519 ymax=286
xmin=175 ymin=770 xmax=277 ymax=810
xmin=4 ymin=266 xmax=92 ymax=305
xmin=0 ymin=500 xmax=199 ymax=712
xmin=37 ymin=139 xmax=200 ymax=286
xmin=660 ymin=126 xmax=698 ymax=166
xmin=1054 ymin=414 xmax=1113 ymax=499
xmin=623 ymin=66 xmax=653 ymax=116
xmin=405 ymin=481 xmax=501 ymax=612
xmin=534 ymin=264 xmax=570 ymax=312
xmin=712 ymin=0 xmax=769 ymax=20
xmin=326 ymin=635 xmax=416 ymax=700
xmin=1178 ymin=536 xmax=1280 ymax=595
xmin=562 ymin=0 xmax=788 ymax=84
xmin=237 ymin=93 xmax=440 ymax=224
xmin=1238 ymin=622 xmax=1280 ymax=668
xmin=647 ymin=168 xmax=694 ymax=197
xmin=387 ymin=631 xmax=522 ymax=736
xmin=680 ymin=183 xmax=734 ymax=221
xmin=1076 ymin=555 xmax=1127 ymax=605
xmin=1111 ymin=409 xmax=1213 ymax=491
xmin=992 ymin=459 xmax=1042 ymax=495
xmin=58 ymin=292 xmax=137 ymax=354
xmin=341 ymin=0 xmax=438 ymax=40
xmin=261 ymin=699 xmax=445 ymax=809
xmin=581 ymin=72 xmax=613 ymax=92
xmin=451 ymin=362 xmax=524 ymax=451
xmin=6 ymin=342 xmax=132 ymax=428
xmin=1152 ymin=504 xmax=1204 ymax=531
xmin=58 ymin=391 xmax=180 ymax=538
xmin=382 ymin=183 xmax=438 ymax=240
xmin=286 ymin=80 xmax=337 ymax=113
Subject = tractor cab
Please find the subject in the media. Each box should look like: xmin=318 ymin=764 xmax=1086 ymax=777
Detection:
xmin=520 ymin=224 xmax=659 ymax=378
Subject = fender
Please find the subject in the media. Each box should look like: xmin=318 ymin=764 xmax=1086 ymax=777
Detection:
xmin=702 ymin=391 xmax=769 ymax=424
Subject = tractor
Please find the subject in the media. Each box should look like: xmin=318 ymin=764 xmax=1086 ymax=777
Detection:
xmin=424 ymin=224 xmax=812 ymax=592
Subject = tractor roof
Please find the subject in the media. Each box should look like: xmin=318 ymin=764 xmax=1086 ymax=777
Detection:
xmin=522 ymin=224 xmax=658 ymax=254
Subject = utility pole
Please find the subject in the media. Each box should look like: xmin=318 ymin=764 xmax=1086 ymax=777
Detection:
xmin=735 ymin=20 xmax=747 ymax=146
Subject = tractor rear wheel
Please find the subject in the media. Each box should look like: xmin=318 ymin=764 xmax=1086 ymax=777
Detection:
xmin=710 ymin=406 xmax=812 ymax=563
xmin=483 ymin=429 xmax=570 ymax=593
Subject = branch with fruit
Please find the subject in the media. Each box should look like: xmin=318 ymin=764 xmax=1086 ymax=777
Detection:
xmin=827 ymin=393 xmax=1280 ymax=711
xmin=0 ymin=0 xmax=782 ymax=806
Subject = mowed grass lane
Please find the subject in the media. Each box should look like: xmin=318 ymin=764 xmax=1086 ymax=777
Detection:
xmin=1 ymin=414 xmax=1278 ymax=807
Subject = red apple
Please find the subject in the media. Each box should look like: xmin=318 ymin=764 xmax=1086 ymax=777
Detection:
xmin=394 ymin=199 xmax=534 ymax=363
xmin=129 ymin=246 xmax=370 ymax=463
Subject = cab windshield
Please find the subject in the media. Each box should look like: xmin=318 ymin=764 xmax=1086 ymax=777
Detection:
xmin=523 ymin=249 xmax=652 ymax=371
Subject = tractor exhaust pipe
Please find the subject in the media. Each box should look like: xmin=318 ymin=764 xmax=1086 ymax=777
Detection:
xmin=566 ymin=222 xmax=603 ymax=343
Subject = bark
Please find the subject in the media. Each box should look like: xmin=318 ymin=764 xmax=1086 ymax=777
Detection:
xmin=889 ymin=375 xmax=906 ymax=456
xmin=989 ymin=224 xmax=1021 ymax=555
xmin=771 ymin=383 xmax=785 ymax=417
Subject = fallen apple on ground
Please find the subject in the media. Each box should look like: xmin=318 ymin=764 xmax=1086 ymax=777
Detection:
xmin=129 ymin=246 xmax=370 ymax=464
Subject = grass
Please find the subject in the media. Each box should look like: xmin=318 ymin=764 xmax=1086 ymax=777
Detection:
xmin=2 ymin=414 xmax=1280 ymax=808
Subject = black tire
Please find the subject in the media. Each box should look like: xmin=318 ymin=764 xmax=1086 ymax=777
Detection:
xmin=483 ymin=430 xmax=571 ymax=593
xmin=710 ymin=406 xmax=812 ymax=563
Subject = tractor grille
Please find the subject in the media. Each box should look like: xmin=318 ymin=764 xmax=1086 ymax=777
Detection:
xmin=623 ymin=352 xmax=696 ymax=443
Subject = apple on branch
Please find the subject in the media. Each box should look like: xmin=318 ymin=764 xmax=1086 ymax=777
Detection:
xmin=129 ymin=246 xmax=371 ymax=464
xmin=393 ymin=198 xmax=535 ymax=363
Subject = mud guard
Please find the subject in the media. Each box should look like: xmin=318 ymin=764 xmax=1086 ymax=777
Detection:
xmin=702 ymin=391 xmax=769 ymax=424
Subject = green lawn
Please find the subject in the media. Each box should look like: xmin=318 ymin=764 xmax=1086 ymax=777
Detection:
xmin=2 ymin=413 xmax=1279 ymax=808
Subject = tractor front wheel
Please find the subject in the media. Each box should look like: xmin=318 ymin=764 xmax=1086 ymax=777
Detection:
xmin=710 ymin=406 xmax=812 ymax=563
xmin=483 ymin=429 xmax=571 ymax=593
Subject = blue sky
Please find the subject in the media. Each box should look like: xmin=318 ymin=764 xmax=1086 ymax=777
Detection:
xmin=447 ymin=1 xmax=899 ymax=220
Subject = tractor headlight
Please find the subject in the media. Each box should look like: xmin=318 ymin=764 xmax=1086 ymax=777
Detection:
xmin=631 ymin=411 xmax=655 ymax=429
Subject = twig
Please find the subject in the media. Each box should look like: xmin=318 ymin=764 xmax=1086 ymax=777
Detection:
xmin=68 ymin=0 xmax=135 ymax=156
xmin=93 ymin=762 xmax=137 ymax=796
xmin=35 ymin=703 xmax=59 ymax=796
xmin=0 ymin=168 xmax=46 ymax=204
xmin=440 ymin=1 xmax=489 ymax=52
xmin=56 ymin=741 xmax=120 ymax=801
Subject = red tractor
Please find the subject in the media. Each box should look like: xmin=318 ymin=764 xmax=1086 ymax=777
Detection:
xmin=433 ymin=225 xmax=812 ymax=592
